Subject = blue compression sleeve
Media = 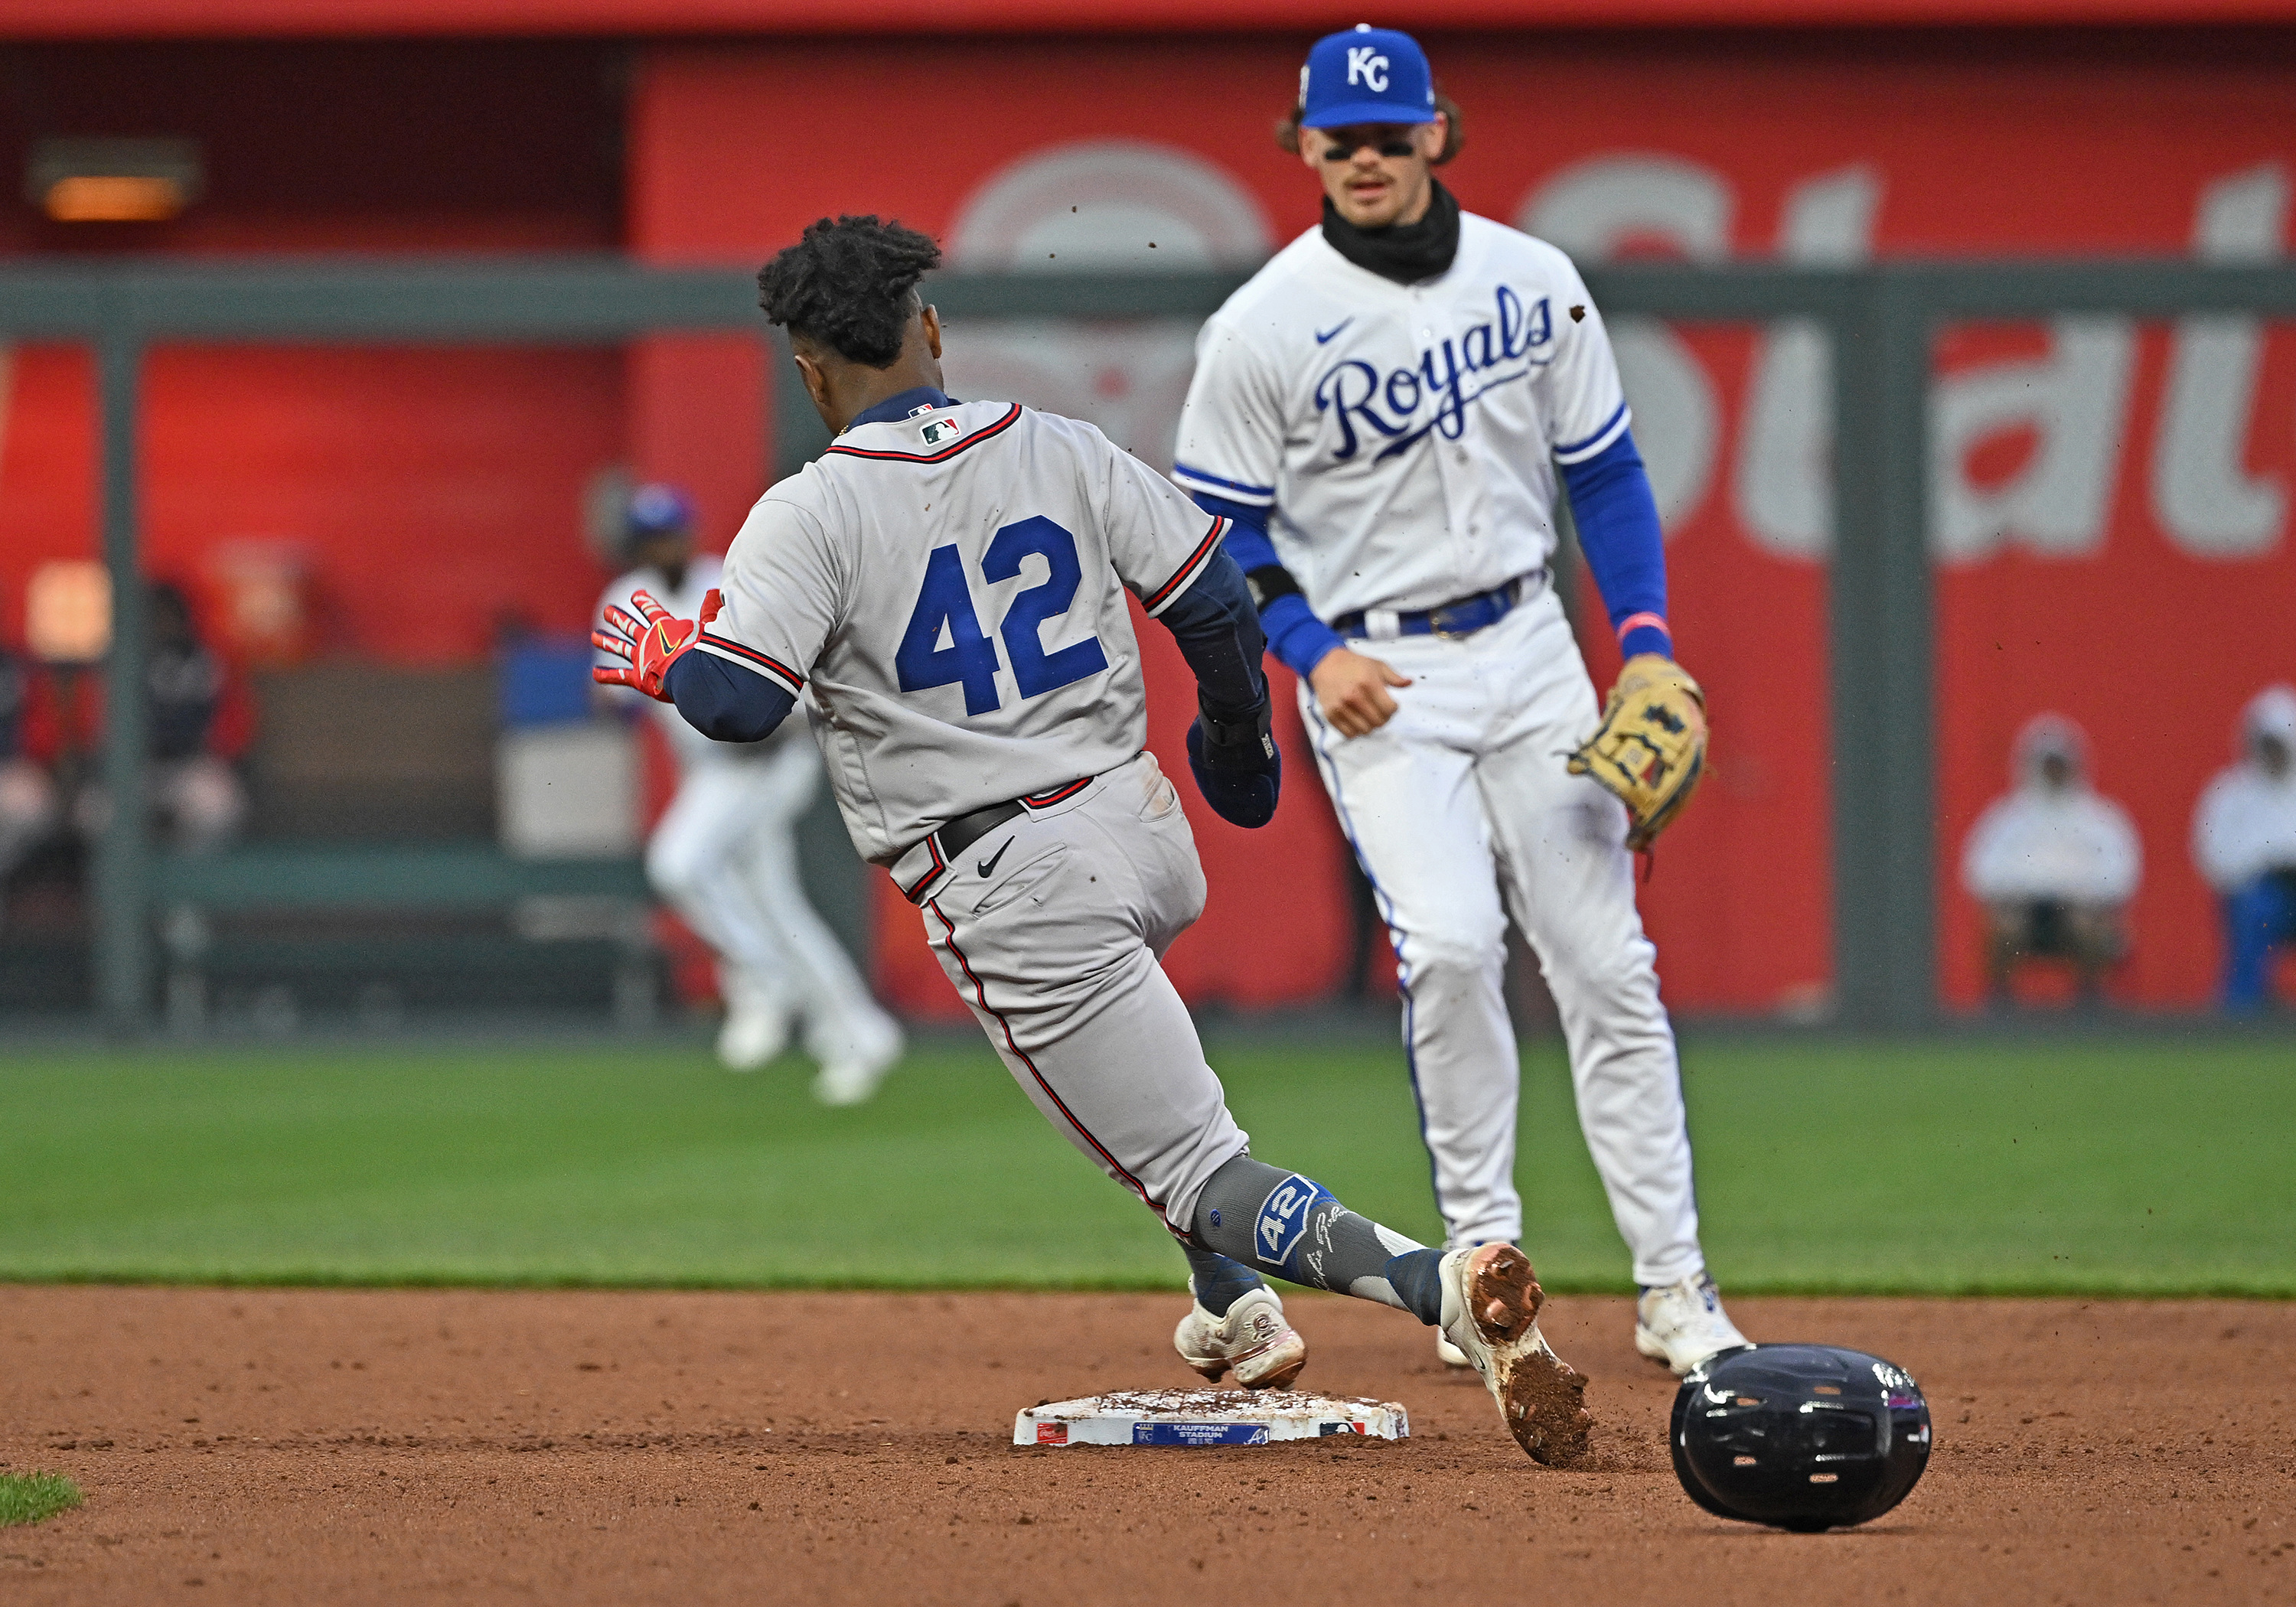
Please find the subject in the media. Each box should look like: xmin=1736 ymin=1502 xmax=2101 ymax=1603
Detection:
xmin=1189 ymin=493 xmax=1345 ymax=680
xmin=1557 ymin=428 xmax=1673 ymax=660
xmin=665 ymin=648 xmax=797 ymax=744
xmin=1156 ymin=546 xmax=1268 ymax=721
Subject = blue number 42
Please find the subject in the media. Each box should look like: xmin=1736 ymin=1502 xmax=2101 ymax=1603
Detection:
xmin=895 ymin=516 xmax=1110 ymax=715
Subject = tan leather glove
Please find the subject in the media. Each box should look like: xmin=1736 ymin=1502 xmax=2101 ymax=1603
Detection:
xmin=1565 ymin=654 xmax=1708 ymax=851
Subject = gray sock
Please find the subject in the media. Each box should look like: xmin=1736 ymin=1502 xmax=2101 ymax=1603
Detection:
xmin=1190 ymin=1155 xmax=1443 ymax=1325
xmin=1179 ymin=1244 xmax=1266 ymax=1318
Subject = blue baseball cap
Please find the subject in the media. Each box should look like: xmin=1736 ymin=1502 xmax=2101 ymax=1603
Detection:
xmin=1299 ymin=24 xmax=1437 ymax=130
xmin=624 ymin=482 xmax=695 ymax=546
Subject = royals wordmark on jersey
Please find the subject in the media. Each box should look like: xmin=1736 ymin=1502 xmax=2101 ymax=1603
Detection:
xmin=1174 ymin=212 xmax=1629 ymax=623
xmin=700 ymin=397 xmax=1228 ymax=865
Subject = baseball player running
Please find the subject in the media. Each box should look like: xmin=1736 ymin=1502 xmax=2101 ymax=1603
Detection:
xmin=1173 ymin=25 xmax=1749 ymax=1375
xmin=593 ymin=214 xmax=1593 ymax=1465
xmin=595 ymin=484 xmax=904 ymax=1102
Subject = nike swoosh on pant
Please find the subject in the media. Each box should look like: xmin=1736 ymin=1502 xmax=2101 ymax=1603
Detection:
xmin=977 ymin=837 xmax=1013 ymax=878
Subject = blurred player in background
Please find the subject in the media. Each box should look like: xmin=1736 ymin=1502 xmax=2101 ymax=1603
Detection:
xmin=1174 ymin=25 xmax=1746 ymax=1375
xmin=69 ymin=582 xmax=249 ymax=856
xmin=2192 ymin=684 xmax=2296 ymax=1012
xmin=0 ymin=641 xmax=60 ymax=929
xmin=595 ymin=483 xmax=905 ymax=1101
xmin=1958 ymin=714 xmax=2140 ymax=1006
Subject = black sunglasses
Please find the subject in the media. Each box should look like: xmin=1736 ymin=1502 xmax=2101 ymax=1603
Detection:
xmin=1319 ymin=134 xmax=1419 ymax=161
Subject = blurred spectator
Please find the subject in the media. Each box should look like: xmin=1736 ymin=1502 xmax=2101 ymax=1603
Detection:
xmin=1960 ymin=713 xmax=2140 ymax=1005
xmin=2192 ymin=685 xmax=2296 ymax=1012
xmin=0 ymin=647 xmax=62 ymax=926
xmin=70 ymin=582 xmax=252 ymax=855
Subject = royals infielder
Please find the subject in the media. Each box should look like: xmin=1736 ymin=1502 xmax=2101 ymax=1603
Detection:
xmin=593 ymin=214 xmax=1593 ymax=1465
xmin=595 ymin=484 xmax=904 ymax=1102
xmin=1174 ymin=25 xmax=1750 ymax=1374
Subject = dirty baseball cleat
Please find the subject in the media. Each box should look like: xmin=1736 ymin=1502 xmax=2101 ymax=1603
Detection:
xmin=1438 ymin=1244 xmax=1592 ymax=1465
xmin=1173 ymin=1286 xmax=1308 ymax=1390
xmin=1634 ymin=1270 xmax=1751 ymax=1375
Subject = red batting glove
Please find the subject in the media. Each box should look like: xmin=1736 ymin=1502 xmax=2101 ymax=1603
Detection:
xmin=592 ymin=588 xmax=723 ymax=702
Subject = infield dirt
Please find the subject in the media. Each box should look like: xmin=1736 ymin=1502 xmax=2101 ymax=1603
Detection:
xmin=2 ymin=1286 xmax=2288 ymax=1603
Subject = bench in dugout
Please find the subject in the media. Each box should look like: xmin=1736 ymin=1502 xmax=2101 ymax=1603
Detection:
xmin=151 ymin=845 xmax=658 ymax=1032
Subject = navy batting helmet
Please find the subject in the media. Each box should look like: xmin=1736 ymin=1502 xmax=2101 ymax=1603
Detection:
xmin=1670 ymin=1345 xmax=1932 ymax=1531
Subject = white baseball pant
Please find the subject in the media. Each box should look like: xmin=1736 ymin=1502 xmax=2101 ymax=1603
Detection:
xmin=647 ymin=739 xmax=896 ymax=1066
xmin=1300 ymin=584 xmax=1706 ymax=1288
xmin=909 ymin=750 xmax=1248 ymax=1234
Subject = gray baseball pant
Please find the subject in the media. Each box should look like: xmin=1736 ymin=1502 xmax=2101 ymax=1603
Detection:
xmin=912 ymin=750 xmax=1248 ymax=1235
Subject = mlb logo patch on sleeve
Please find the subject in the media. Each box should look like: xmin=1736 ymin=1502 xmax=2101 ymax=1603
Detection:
xmin=921 ymin=417 xmax=963 ymax=446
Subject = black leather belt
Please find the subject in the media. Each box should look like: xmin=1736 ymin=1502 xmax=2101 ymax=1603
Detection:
xmin=892 ymin=774 xmax=1093 ymax=905
xmin=938 ymin=800 xmax=1026 ymax=861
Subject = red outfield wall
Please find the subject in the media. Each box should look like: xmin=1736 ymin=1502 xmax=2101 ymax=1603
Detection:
xmin=0 ymin=44 xmax=628 ymax=660
xmin=3 ymin=34 xmax=2292 ymax=1012
xmin=624 ymin=34 xmax=2296 ymax=1014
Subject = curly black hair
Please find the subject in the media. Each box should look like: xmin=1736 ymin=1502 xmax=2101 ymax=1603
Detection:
xmin=757 ymin=215 xmax=943 ymax=369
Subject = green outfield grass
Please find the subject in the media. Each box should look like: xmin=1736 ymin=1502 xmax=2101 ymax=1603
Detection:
xmin=1 ymin=1030 xmax=2290 ymax=1296
xmin=0 ymin=1473 xmax=83 ymax=1527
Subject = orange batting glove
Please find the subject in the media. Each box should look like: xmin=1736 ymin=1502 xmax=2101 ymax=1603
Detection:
xmin=592 ymin=587 xmax=722 ymax=702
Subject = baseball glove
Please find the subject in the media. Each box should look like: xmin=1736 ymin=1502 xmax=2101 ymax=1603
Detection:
xmin=1566 ymin=654 xmax=1707 ymax=851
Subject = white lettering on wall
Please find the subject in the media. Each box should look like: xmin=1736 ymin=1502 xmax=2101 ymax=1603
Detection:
xmin=1521 ymin=155 xmax=2293 ymax=568
xmin=1519 ymin=155 xmax=1727 ymax=528
xmin=1734 ymin=166 xmax=1883 ymax=560
xmin=2152 ymin=163 xmax=2288 ymax=559
xmin=1929 ymin=318 xmax=2136 ymax=563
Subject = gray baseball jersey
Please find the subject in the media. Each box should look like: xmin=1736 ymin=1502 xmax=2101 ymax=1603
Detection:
xmin=700 ymin=397 xmax=1228 ymax=865
xmin=1172 ymin=211 xmax=1628 ymax=621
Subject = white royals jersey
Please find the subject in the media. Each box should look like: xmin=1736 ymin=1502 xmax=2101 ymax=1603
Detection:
xmin=700 ymin=397 xmax=1228 ymax=865
xmin=1174 ymin=211 xmax=1629 ymax=621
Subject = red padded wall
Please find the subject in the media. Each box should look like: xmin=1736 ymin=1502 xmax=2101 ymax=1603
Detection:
xmin=6 ymin=34 xmax=2292 ymax=1013
xmin=0 ymin=42 xmax=628 ymax=667
xmin=628 ymin=31 xmax=2296 ymax=1013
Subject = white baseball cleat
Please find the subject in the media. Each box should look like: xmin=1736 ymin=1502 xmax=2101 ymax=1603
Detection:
xmin=1437 ymin=1244 xmax=1592 ymax=1466
xmin=716 ymin=972 xmax=791 ymax=1071
xmin=810 ymin=1016 xmax=905 ymax=1107
xmin=1173 ymin=1286 xmax=1308 ymax=1391
xmin=1634 ymin=1271 xmax=1752 ymax=1376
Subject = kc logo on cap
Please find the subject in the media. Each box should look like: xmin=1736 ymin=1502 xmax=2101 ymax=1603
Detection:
xmin=1300 ymin=24 xmax=1436 ymax=131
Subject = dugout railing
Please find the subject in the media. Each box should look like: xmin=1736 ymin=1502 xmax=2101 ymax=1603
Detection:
xmin=7 ymin=255 xmax=2296 ymax=1032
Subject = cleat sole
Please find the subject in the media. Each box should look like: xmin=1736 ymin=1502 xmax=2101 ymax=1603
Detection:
xmin=1465 ymin=1245 xmax=1593 ymax=1467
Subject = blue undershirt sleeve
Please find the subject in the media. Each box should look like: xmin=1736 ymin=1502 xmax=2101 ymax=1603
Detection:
xmin=1188 ymin=492 xmax=1346 ymax=681
xmin=1557 ymin=428 xmax=1674 ymax=661
xmin=1154 ymin=546 xmax=1269 ymax=722
xmin=665 ymin=649 xmax=797 ymax=744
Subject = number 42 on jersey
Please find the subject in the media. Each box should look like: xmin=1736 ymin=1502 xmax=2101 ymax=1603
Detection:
xmin=895 ymin=516 xmax=1109 ymax=715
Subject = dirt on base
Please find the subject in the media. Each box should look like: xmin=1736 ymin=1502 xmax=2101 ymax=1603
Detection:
xmin=2 ymin=1286 xmax=2291 ymax=1604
